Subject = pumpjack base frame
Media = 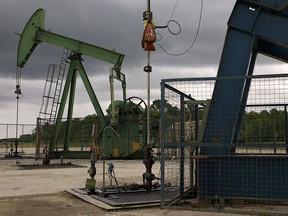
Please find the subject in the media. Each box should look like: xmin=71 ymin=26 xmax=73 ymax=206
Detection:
xmin=48 ymin=149 xmax=144 ymax=159
xmin=49 ymin=151 xmax=91 ymax=159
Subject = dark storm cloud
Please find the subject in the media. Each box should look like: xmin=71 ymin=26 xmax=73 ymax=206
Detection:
xmin=0 ymin=0 xmax=237 ymax=81
xmin=0 ymin=0 xmax=139 ymax=79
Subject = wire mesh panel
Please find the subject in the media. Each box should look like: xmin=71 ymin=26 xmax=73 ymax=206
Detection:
xmin=160 ymin=74 xmax=288 ymax=215
xmin=36 ymin=116 xmax=95 ymax=159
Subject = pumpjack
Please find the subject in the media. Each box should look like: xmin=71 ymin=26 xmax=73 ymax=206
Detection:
xmin=17 ymin=9 xmax=148 ymax=159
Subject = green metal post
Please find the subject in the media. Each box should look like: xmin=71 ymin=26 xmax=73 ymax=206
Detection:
xmin=77 ymin=60 xmax=107 ymax=128
xmin=109 ymin=68 xmax=116 ymax=125
xmin=64 ymin=70 xmax=77 ymax=151
xmin=122 ymin=78 xmax=127 ymax=101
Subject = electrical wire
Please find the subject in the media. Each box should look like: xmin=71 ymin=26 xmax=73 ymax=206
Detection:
xmin=157 ymin=0 xmax=204 ymax=56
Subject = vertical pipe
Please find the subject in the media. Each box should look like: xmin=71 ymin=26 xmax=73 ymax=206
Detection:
xmin=195 ymin=104 xmax=199 ymax=140
xmin=146 ymin=0 xmax=151 ymax=146
xmin=36 ymin=118 xmax=41 ymax=157
xmin=15 ymin=96 xmax=19 ymax=156
xmin=147 ymin=0 xmax=151 ymax=18
xmin=180 ymin=95 xmax=185 ymax=196
xmin=147 ymin=56 xmax=151 ymax=146
xmin=102 ymin=128 xmax=107 ymax=197
xmin=160 ymin=81 xmax=166 ymax=207
xmin=122 ymin=75 xmax=127 ymax=101
xmin=6 ymin=124 xmax=8 ymax=139
xmin=102 ymin=126 xmax=121 ymax=197
xmin=109 ymin=69 xmax=116 ymax=121
xmin=15 ymin=67 xmax=22 ymax=157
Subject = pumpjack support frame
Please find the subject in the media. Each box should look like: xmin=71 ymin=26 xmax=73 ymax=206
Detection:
xmin=200 ymin=0 xmax=288 ymax=200
xmin=203 ymin=0 xmax=288 ymax=155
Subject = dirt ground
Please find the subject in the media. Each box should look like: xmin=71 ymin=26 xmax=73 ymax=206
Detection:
xmin=0 ymin=148 xmax=249 ymax=216
xmin=0 ymin=191 xmax=176 ymax=216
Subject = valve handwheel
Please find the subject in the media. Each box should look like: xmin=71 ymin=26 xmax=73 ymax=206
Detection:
xmin=122 ymin=96 xmax=147 ymax=120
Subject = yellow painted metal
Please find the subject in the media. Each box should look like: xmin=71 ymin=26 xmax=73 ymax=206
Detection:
xmin=132 ymin=141 xmax=141 ymax=152
xmin=113 ymin=148 xmax=119 ymax=157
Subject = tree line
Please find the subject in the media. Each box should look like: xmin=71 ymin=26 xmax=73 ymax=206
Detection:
xmin=3 ymin=100 xmax=287 ymax=145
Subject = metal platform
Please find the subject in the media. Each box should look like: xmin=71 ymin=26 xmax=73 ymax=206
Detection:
xmin=68 ymin=187 xmax=179 ymax=210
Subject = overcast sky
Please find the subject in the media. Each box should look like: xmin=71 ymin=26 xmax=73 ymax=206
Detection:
xmin=1 ymin=0 xmax=287 ymax=128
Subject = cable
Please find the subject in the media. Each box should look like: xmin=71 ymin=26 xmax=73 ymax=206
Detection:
xmin=169 ymin=0 xmax=179 ymax=21
xmin=22 ymin=94 xmax=41 ymax=106
xmin=157 ymin=0 xmax=204 ymax=56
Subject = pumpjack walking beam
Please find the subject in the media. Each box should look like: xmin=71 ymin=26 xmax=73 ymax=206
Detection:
xmin=17 ymin=9 xmax=124 ymax=71
xmin=17 ymin=9 xmax=125 ymax=153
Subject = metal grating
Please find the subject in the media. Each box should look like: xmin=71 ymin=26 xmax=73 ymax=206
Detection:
xmin=93 ymin=191 xmax=177 ymax=206
xmin=160 ymin=74 xmax=288 ymax=215
xmin=73 ymin=188 xmax=178 ymax=207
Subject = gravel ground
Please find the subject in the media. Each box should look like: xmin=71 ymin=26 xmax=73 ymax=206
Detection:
xmin=0 ymin=148 xmax=250 ymax=216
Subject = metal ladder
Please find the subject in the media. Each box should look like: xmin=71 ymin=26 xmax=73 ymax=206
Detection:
xmin=39 ymin=47 xmax=70 ymax=126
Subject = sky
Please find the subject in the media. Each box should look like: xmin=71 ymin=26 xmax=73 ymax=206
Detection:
xmin=1 ymin=0 xmax=288 ymax=129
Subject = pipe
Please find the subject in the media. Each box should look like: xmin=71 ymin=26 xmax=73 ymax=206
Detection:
xmin=102 ymin=126 xmax=121 ymax=197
